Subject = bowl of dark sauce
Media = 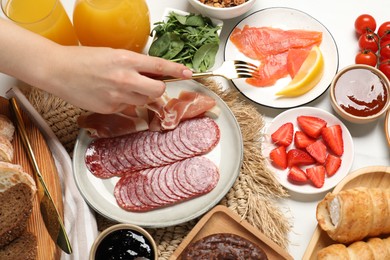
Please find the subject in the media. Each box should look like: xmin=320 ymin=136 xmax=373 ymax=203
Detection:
xmin=89 ymin=224 xmax=157 ymax=260
xmin=330 ymin=64 xmax=390 ymax=124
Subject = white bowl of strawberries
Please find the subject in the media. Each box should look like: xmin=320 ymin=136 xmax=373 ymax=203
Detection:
xmin=263 ymin=107 xmax=354 ymax=194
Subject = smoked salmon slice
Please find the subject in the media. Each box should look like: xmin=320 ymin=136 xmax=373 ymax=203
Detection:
xmin=230 ymin=26 xmax=322 ymax=87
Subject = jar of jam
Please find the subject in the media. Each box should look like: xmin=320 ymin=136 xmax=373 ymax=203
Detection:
xmin=330 ymin=65 xmax=390 ymax=124
xmin=89 ymin=224 xmax=157 ymax=260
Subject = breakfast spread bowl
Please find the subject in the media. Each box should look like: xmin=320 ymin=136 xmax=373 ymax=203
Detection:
xmin=329 ymin=64 xmax=390 ymax=124
xmin=187 ymin=0 xmax=257 ymax=20
xmin=89 ymin=224 xmax=157 ymax=260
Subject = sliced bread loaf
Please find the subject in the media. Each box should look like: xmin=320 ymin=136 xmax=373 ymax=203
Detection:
xmin=0 ymin=231 xmax=37 ymax=260
xmin=0 ymin=162 xmax=36 ymax=248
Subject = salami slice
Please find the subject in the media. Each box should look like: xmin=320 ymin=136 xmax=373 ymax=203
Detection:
xmin=150 ymin=132 xmax=176 ymax=164
xmin=149 ymin=167 xmax=175 ymax=203
xmin=85 ymin=140 xmax=118 ymax=178
xmin=183 ymin=156 xmax=220 ymax=194
xmin=157 ymin=131 xmax=182 ymax=161
xmin=180 ymin=117 xmax=220 ymax=154
xmin=157 ymin=165 xmax=181 ymax=201
xmin=142 ymin=168 xmax=165 ymax=205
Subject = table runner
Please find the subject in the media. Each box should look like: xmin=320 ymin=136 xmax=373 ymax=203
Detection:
xmin=23 ymin=78 xmax=291 ymax=258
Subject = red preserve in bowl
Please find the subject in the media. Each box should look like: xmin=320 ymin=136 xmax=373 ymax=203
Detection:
xmin=334 ymin=67 xmax=388 ymax=117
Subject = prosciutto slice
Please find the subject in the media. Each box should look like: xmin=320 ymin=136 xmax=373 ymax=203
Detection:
xmin=77 ymin=90 xmax=219 ymax=138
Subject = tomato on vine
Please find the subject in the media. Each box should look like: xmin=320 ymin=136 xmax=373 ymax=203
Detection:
xmin=355 ymin=14 xmax=376 ymax=35
xmin=378 ymin=21 xmax=390 ymax=42
xmin=358 ymin=33 xmax=379 ymax=53
xmin=355 ymin=50 xmax=377 ymax=67
xmin=380 ymin=40 xmax=390 ymax=60
xmin=379 ymin=59 xmax=390 ymax=79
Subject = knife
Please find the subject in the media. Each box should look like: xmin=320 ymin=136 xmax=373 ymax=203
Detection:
xmin=9 ymin=97 xmax=72 ymax=254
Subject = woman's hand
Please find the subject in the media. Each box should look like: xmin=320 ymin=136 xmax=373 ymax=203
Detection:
xmin=42 ymin=45 xmax=193 ymax=113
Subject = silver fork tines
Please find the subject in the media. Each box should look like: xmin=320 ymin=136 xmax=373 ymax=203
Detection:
xmin=162 ymin=60 xmax=260 ymax=82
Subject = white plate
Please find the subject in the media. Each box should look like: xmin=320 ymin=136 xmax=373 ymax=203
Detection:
xmin=262 ymin=107 xmax=354 ymax=194
xmin=72 ymin=81 xmax=243 ymax=227
xmin=224 ymin=7 xmax=339 ymax=108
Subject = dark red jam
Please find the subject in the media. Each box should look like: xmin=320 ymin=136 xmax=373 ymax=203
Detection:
xmin=95 ymin=229 xmax=154 ymax=260
xmin=334 ymin=68 xmax=388 ymax=117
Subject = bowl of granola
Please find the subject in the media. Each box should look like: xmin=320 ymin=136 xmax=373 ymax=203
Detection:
xmin=187 ymin=0 xmax=257 ymax=20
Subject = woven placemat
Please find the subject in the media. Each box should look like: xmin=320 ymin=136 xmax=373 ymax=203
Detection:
xmin=24 ymin=79 xmax=291 ymax=258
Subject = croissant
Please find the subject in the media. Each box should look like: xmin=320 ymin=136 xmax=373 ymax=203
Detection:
xmin=317 ymin=236 xmax=390 ymax=259
xmin=316 ymin=187 xmax=390 ymax=243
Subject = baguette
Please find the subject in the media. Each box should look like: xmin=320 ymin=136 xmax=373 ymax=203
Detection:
xmin=317 ymin=236 xmax=390 ymax=260
xmin=316 ymin=187 xmax=390 ymax=243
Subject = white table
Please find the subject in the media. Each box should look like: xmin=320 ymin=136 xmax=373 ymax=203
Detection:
xmin=1 ymin=1 xmax=390 ymax=259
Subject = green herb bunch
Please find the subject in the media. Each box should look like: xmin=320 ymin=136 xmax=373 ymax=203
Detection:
xmin=148 ymin=12 xmax=221 ymax=72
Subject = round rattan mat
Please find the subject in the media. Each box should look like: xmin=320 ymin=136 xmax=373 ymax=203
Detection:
xmin=24 ymin=79 xmax=291 ymax=259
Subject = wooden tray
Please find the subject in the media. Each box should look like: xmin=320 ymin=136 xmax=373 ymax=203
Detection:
xmin=0 ymin=97 xmax=63 ymax=260
xmin=303 ymin=165 xmax=390 ymax=260
xmin=170 ymin=205 xmax=293 ymax=260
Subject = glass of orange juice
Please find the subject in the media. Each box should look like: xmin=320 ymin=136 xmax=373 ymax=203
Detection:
xmin=1 ymin=0 xmax=79 ymax=46
xmin=73 ymin=0 xmax=150 ymax=52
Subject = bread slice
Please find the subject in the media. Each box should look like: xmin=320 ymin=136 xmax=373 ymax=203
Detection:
xmin=0 ymin=162 xmax=36 ymax=194
xmin=0 ymin=183 xmax=34 ymax=247
xmin=0 ymin=114 xmax=15 ymax=142
xmin=0 ymin=231 xmax=37 ymax=260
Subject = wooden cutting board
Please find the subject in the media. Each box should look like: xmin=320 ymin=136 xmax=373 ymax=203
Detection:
xmin=0 ymin=97 xmax=63 ymax=260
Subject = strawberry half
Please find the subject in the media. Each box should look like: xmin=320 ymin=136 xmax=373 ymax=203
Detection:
xmin=306 ymin=165 xmax=326 ymax=188
xmin=271 ymin=122 xmax=294 ymax=146
xmin=269 ymin=146 xmax=287 ymax=169
xmin=297 ymin=116 xmax=327 ymax=138
xmin=294 ymin=131 xmax=316 ymax=149
xmin=322 ymin=125 xmax=344 ymax=156
xmin=306 ymin=140 xmax=327 ymax=164
xmin=288 ymin=166 xmax=308 ymax=183
xmin=325 ymin=154 xmax=342 ymax=177
xmin=287 ymin=149 xmax=315 ymax=168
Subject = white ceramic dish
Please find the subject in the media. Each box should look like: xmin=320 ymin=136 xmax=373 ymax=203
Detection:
xmin=187 ymin=0 xmax=257 ymax=20
xmin=224 ymin=7 xmax=339 ymax=108
xmin=72 ymin=80 xmax=243 ymax=227
xmin=262 ymin=107 xmax=354 ymax=194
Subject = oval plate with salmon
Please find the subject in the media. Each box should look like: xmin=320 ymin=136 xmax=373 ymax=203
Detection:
xmin=225 ymin=7 xmax=339 ymax=108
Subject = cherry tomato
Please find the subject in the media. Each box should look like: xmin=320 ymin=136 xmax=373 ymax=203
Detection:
xmin=354 ymin=14 xmax=376 ymax=35
xmin=380 ymin=40 xmax=390 ymax=60
xmin=355 ymin=50 xmax=377 ymax=66
xmin=378 ymin=21 xmax=390 ymax=42
xmin=379 ymin=59 xmax=390 ymax=80
xmin=358 ymin=33 xmax=379 ymax=53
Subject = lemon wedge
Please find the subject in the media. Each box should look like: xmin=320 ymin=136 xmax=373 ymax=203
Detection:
xmin=276 ymin=45 xmax=324 ymax=97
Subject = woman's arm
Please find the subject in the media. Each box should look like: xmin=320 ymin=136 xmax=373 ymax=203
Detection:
xmin=0 ymin=18 xmax=192 ymax=113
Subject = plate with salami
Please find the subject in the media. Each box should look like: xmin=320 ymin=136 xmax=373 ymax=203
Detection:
xmin=72 ymin=80 xmax=243 ymax=227
xmin=224 ymin=7 xmax=339 ymax=109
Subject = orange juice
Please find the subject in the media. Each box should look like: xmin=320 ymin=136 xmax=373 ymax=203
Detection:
xmin=73 ymin=0 xmax=150 ymax=52
xmin=2 ymin=0 xmax=79 ymax=45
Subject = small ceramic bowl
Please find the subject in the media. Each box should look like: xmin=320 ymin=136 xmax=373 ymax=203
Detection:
xmin=89 ymin=224 xmax=157 ymax=260
xmin=330 ymin=64 xmax=390 ymax=124
xmin=187 ymin=0 xmax=257 ymax=20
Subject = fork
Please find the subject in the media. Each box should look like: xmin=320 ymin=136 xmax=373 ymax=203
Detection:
xmin=162 ymin=60 xmax=259 ymax=82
